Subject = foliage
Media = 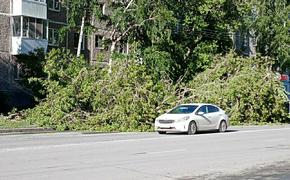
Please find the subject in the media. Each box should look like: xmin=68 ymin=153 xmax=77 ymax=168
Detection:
xmin=22 ymin=50 xmax=289 ymax=131
xmin=183 ymin=53 xmax=289 ymax=125
xmin=0 ymin=92 xmax=10 ymax=113
xmin=236 ymin=0 xmax=290 ymax=70
xmin=24 ymin=50 xmax=178 ymax=131
xmin=13 ymin=1 xmax=290 ymax=131
xmin=16 ymin=49 xmax=46 ymax=99
xmin=149 ymin=0 xmax=240 ymax=81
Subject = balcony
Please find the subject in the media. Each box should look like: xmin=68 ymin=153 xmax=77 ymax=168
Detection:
xmin=12 ymin=0 xmax=47 ymax=19
xmin=11 ymin=37 xmax=48 ymax=55
xmin=11 ymin=16 xmax=48 ymax=55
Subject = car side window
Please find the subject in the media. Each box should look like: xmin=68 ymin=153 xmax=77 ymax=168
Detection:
xmin=207 ymin=105 xmax=219 ymax=113
xmin=198 ymin=106 xmax=207 ymax=114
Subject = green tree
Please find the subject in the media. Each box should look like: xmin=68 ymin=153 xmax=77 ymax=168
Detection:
xmin=63 ymin=0 xmax=101 ymax=57
xmin=142 ymin=0 xmax=241 ymax=81
xmin=237 ymin=0 xmax=290 ymax=70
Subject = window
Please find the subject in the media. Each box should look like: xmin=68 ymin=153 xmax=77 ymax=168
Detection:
xmin=197 ymin=106 xmax=207 ymax=114
xmin=12 ymin=17 xmax=21 ymax=36
xmin=43 ymin=21 xmax=47 ymax=39
xmin=21 ymin=17 xmax=47 ymax=39
xmin=22 ymin=17 xmax=29 ymax=37
xmin=48 ymin=28 xmax=59 ymax=46
xmin=168 ymin=105 xmax=198 ymax=114
xmin=95 ymin=35 xmax=103 ymax=48
xmin=48 ymin=0 xmax=60 ymax=11
xmin=207 ymin=105 xmax=219 ymax=113
xmin=36 ymin=19 xmax=43 ymax=39
xmin=29 ymin=17 xmax=36 ymax=39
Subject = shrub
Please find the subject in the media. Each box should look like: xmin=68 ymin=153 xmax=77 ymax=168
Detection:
xmin=24 ymin=49 xmax=178 ymax=131
xmin=183 ymin=53 xmax=289 ymax=125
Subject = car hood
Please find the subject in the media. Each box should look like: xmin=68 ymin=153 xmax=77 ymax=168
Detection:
xmin=157 ymin=113 xmax=192 ymax=120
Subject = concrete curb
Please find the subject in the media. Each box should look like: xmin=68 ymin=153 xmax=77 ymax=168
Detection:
xmin=0 ymin=127 xmax=55 ymax=135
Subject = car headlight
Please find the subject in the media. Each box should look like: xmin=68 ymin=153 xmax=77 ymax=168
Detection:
xmin=176 ymin=116 xmax=190 ymax=122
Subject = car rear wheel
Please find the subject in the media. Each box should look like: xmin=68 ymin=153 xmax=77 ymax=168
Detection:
xmin=187 ymin=121 xmax=197 ymax=135
xmin=158 ymin=131 xmax=166 ymax=134
xmin=218 ymin=120 xmax=227 ymax=133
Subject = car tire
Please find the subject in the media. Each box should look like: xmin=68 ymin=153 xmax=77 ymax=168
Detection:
xmin=218 ymin=120 xmax=227 ymax=133
xmin=158 ymin=131 xmax=166 ymax=134
xmin=187 ymin=121 xmax=197 ymax=135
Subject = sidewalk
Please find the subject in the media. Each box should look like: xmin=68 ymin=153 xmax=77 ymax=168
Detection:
xmin=0 ymin=127 xmax=55 ymax=135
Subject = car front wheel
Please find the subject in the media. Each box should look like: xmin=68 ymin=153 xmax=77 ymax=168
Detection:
xmin=187 ymin=121 xmax=197 ymax=135
xmin=218 ymin=120 xmax=227 ymax=132
xmin=158 ymin=131 xmax=166 ymax=134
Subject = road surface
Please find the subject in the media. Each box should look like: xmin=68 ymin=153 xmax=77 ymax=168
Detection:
xmin=0 ymin=125 xmax=290 ymax=180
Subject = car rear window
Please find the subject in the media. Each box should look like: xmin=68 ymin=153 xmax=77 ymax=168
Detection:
xmin=168 ymin=105 xmax=198 ymax=114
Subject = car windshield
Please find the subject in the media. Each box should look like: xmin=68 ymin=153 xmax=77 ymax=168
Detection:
xmin=168 ymin=105 xmax=198 ymax=114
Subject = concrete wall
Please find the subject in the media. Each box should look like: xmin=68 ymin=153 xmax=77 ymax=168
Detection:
xmin=0 ymin=0 xmax=10 ymax=13
xmin=0 ymin=15 xmax=10 ymax=53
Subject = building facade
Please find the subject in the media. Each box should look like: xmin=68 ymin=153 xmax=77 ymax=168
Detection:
xmin=0 ymin=0 xmax=70 ymax=110
xmin=0 ymin=0 xmax=129 ymax=110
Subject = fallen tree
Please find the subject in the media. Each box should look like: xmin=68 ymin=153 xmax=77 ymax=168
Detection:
xmin=183 ymin=53 xmax=289 ymax=125
xmin=23 ymin=50 xmax=289 ymax=131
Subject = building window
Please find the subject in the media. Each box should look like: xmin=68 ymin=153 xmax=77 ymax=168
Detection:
xmin=22 ymin=17 xmax=29 ymax=37
xmin=48 ymin=0 xmax=60 ymax=11
xmin=95 ymin=35 xmax=103 ymax=48
xmin=12 ymin=17 xmax=21 ymax=36
xmin=29 ymin=17 xmax=36 ymax=39
xmin=48 ymin=28 xmax=59 ymax=46
xmin=36 ymin=19 xmax=43 ymax=39
xmin=13 ymin=16 xmax=47 ymax=39
xmin=43 ymin=21 xmax=47 ymax=39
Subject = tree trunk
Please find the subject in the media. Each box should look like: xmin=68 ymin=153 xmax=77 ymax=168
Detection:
xmin=77 ymin=14 xmax=86 ymax=57
xmin=108 ymin=41 xmax=116 ymax=74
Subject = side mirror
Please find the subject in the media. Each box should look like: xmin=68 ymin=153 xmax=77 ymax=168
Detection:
xmin=197 ymin=111 xmax=205 ymax=116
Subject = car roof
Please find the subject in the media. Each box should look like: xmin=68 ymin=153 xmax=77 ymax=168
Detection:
xmin=179 ymin=103 xmax=218 ymax=106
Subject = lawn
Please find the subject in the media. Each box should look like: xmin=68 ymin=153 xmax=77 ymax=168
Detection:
xmin=0 ymin=117 xmax=35 ymax=129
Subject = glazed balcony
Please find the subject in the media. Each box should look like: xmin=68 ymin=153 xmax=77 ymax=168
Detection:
xmin=12 ymin=0 xmax=47 ymax=19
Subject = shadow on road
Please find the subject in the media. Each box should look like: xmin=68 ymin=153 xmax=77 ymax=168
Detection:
xmin=164 ymin=129 xmax=239 ymax=135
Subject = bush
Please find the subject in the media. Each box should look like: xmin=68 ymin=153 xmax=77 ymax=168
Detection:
xmin=23 ymin=50 xmax=289 ymax=131
xmin=16 ymin=49 xmax=46 ymax=99
xmin=24 ymin=49 xmax=178 ymax=131
xmin=183 ymin=53 xmax=289 ymax=125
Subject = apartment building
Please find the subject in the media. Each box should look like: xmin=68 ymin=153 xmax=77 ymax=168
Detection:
xmin=0 ymin=0 xmax=129 ymax=111
xmin=0 ymin=0 xmax=74 ymax=110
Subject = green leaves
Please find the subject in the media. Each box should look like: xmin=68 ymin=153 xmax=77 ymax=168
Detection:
xmin=24 ymin=50 xmax=178 ymax=131
xmin=236 ymin=0 xmax=290 ymax=70
xmin=185 ymin=53 xmax=289 ymax=125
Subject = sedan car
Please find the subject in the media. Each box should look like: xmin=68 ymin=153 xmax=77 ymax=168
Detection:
xmin=155 ymin=103 xmax=229 ymax=135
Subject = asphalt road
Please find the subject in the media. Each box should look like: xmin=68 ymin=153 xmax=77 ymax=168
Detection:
xmin=1 ymin=125 xmax=290 ymax=180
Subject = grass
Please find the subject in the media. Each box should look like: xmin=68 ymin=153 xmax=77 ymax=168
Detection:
xmin=0 ymin=117 xmax=36 ymax=129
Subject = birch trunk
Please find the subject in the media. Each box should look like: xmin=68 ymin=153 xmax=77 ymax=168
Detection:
xmin=108 ymin=41 xmax=116 ymax=74
xmin=77 ymin=14 xmax=86 ymax=57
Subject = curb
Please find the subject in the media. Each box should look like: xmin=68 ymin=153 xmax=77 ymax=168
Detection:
xmin=0 ymin=127 xmax=55 ymax=135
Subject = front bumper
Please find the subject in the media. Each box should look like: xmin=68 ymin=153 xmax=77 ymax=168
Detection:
xmin=155 ymin=121 xmax=188 ymax=132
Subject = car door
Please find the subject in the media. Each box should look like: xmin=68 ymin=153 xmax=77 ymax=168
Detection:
xmin=206 ymin=105 xmax=221 ymax=129
xmin=195 ymin=105 xmax=212 ymax=130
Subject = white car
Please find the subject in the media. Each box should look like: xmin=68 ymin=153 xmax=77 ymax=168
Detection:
xmin=155 ymin=103 xmax=229 ymax=135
